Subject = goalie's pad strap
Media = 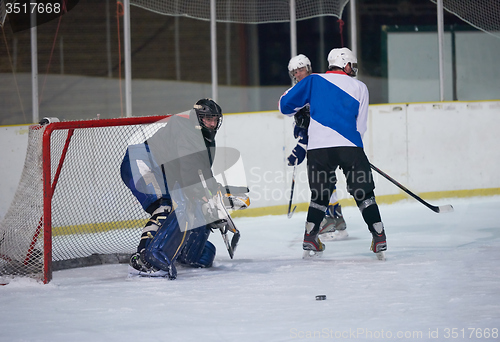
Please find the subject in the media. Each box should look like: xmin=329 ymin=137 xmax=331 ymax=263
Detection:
xmin=151 ymin=205 xmax=172 ymax=216
xmin=149 ymin=215 xmax=167 ymax=225
xmin=142 ymin=214 xmax=168 ymax=235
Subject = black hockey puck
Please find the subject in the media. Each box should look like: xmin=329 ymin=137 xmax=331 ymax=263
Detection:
xmin=315 ymin=295 xmax=326 ymax=300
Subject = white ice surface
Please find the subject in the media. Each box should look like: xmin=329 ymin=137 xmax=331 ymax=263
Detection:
xmin=1 ymin=196 xmax=499 ymax=342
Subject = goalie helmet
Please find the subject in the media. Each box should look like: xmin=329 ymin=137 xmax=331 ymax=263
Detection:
xmin=288 ymin=54 xmax=312 ymax=84
xmin=194 ymin=98 xmax=223 ymax=141
xmin=327 ymin=47 xmax=358 ymax=76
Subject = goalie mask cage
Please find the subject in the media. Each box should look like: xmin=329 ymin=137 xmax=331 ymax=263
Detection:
xmin=0 ymin=115 xmax=169 ymax=284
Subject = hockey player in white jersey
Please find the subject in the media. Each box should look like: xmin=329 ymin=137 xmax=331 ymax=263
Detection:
xmin=287 ymin=54 xmax=348 ymax=241
xmin=279 ymin=48 xmax=387 ymax=259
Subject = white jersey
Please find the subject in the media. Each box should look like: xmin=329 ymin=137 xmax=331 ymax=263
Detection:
xmin=279 ymin=70 xmax=369 ymax=149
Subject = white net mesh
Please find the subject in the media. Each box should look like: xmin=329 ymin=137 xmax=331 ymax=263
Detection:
xmin=130 ymin=0 xmax=350 ymax=23
xmin=0 ymin=117 xmax=168 ymax=283
xmin=0 ymin=126 xmax=45 ymax=279
xmin=430 ymin=0 xmax=500 ymax=39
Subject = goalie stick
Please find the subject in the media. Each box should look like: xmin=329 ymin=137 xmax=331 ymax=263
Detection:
xmin=219 ymin=172 xmax=242 ymax=256
xmin=369 ymin=163 xmax=453 ymax=213
xmin=198 ymin=170 xmax=240 ymax=259
xmin=213 ymin=191 xmax=241 ymax=259
xmin=287 ymin=166 xmax=297 ymax=218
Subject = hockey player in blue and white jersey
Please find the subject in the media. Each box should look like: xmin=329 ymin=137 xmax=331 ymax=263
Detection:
xmin=279 ymin=48 xmax=387 ymax=259
xmin=287 ymin=54 xmax=348 ymax=241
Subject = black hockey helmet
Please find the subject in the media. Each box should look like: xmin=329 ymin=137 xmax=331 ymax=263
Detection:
xmin=194 ymin=98 xmax=223 ymax=141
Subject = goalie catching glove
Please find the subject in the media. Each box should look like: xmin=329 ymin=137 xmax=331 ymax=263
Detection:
xmin=222 ymin=192 xmax=250 ymax=211
xmin=202 ymin=188 xmax=249 ymax=223
xmin=215 ymin=184 xmax=250 ymax=211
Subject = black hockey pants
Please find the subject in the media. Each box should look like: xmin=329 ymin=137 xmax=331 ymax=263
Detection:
xmin=306 ymin=147 xmax=377 ymax=231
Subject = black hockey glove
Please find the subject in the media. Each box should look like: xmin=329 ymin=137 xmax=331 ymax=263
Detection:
xmin=294 ymin=107 xmax=310 ymax=129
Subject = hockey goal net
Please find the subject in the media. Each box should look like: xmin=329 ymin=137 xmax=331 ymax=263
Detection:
xmin=0 ymin=115 xmax=170 ymax=284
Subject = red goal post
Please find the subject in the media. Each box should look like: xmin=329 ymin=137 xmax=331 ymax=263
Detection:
xmin=0 ymin=115 xmax=170 ymax=284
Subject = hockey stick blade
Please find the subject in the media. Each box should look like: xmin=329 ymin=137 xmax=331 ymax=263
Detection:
xmin=436 ymin=204 xmax=454 ymax=213
xmin=230 ymin=231 xmax=240 ymax=253
xmin=370 ymin=163 xmax=454 ymax=214
xmin=220 ymin=230 xmax=234 ymax=259
xmin=218 ymin=194 xmax=241 ymax=259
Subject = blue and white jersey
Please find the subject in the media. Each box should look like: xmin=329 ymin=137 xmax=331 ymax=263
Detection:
xmin=279 ymin=70 xmax=369 ymax=149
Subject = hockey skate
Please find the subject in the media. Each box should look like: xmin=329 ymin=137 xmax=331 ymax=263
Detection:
xmin=128 ymin=264 xmax=174 ymax=279
xmin=319 ymin=204 xmax=348 ymax=241
xmin=302 ymin=222 xmax=325 ymax=259
xmin=370 ymin=231 xmax=387 ymax=261
xmin=128 ymin=251 xmax=176 ymax=279
xmin=129 ymin=251 xmax=152 ymax=273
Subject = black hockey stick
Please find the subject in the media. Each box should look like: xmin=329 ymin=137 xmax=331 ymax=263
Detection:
xmin=370 ymin=163 xmax=453 ymax=213
xmin=219 ymin=171 xmax=241 ymax=257
xmin=287 ymin=166 xmax=297 ymax=218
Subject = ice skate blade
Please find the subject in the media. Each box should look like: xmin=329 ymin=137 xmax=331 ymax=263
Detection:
xmin=375 ymin=251 xmax=386 ymax=261
xmin=321 ymin=229 xmax=349 ymax=241
xmin=127 ymin=265 xmax=171 ymax=278
xmin=303 ymin=250 xmax=323 ymax=259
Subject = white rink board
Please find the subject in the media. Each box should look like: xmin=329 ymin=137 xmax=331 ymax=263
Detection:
xmin=0 ymin=125 xmax=30 ymax=216
xmin=1 ymin=100 xmax=500 ymax=218
xmin=364 ymin=104 xmax=409 ymax=197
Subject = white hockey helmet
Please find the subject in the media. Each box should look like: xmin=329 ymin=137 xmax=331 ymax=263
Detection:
xmin=288 ymin=54 xmax=312 ymax=82
xmin=327 ymin=47 xmax=358 ymax=76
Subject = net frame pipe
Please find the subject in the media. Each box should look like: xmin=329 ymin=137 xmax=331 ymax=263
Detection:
xmin=40 ymin=115 xmax=169 ymax=283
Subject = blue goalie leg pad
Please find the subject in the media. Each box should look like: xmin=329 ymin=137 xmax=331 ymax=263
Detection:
xmin=197 ymin=241 xmax=216 ymax=268
xmin=177 ymin=227 xmax=215 ymax=268
xmin=144 ymin=212 xmax=189 ymax=279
